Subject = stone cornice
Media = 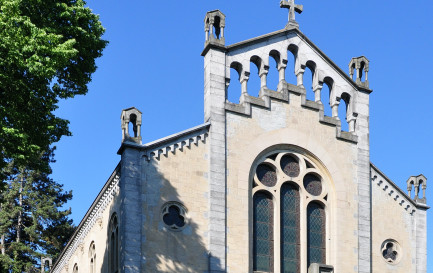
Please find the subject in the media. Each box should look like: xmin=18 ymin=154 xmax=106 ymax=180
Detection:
xmin=225 ymin=87 xmax=358 ymax=144
xmin=117 ymin=122 xmax=210 ymax=161
xmin=51 ymin=164 xmax=121 ymax=272
xmin=371 ymin=163 xmax=430 ymax=214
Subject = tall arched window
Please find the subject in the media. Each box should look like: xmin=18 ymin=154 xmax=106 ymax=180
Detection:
xmin=252 ymin=150 xmax=329 ymax=272
xmin=89 ymin=241 xmax=96 ymax=273
xmin=281 ymin=183 xmax=300 ymax=272
xmin=109 ymin=213 xmax=119 ymax=273
xmin=253 ymin=192 xmax=274 ymax=272
xmin=307 ymin=202 xmax=326 ymax=267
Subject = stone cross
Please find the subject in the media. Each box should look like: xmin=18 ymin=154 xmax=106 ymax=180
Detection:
xmin=280 ymin=0 xmax=303 ymax=26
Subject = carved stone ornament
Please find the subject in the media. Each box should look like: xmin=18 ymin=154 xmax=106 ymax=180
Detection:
xmin=79 ymin=242 xmax=84 ymax=254
xmin=97 ymin=216 xmax=103 ymax=230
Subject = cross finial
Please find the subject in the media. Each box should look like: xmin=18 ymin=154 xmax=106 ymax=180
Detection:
xmin=280 ymin=0 xmax=303 ymax=28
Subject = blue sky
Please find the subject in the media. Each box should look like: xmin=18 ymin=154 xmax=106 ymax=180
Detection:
xmin=51 ymin=0 xmax=432 ymax=270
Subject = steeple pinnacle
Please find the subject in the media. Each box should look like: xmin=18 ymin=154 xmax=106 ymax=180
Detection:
xmin=280 ymin=0 xmax=303 ymax=28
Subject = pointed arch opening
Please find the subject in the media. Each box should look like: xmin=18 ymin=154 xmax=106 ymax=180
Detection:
xmin=89 ymin=241 xmax=96 ymax=273
xmin=227 ymin=62 xmax=243 ymax=103
xmin=339 ymin=93 xmax=351 ymax=132
xmin=249 ymin=56 xmax=262 ymax=97
xmin=109 ymin=213 xmax=119 ymax=273
xmin=286 ymin=45 xmax=298 ymax=85
xmin=322 ymin=77 xmax=333 ymax=117
xmin=267 ymin=50 xmax=281 ymax=91
xmin=73 ymin=264 xmax=78 ymax=273
xmin=304 ymin=61 xmax=316 ymax=102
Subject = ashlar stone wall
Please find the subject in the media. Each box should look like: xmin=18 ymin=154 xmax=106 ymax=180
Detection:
xmin=225 ymin=95 xmax=359 ymax=273
xmin=371 ymin=166 xmax=428 ymax=273
xmin=138 ymin=140 xmax=210 ymax=272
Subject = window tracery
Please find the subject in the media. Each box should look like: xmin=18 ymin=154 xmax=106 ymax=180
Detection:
xmin=256 ymin=164 xmax=277 ymax=187
xmin=252 ymin=150 xmax=329 ymax=272
xmin=381 ymin=239 xmax=401 ymax=265
xmin=161 ymin=202 xmax=188 ymax=231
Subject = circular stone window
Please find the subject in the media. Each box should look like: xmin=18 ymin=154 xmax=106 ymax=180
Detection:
xmin=381 ymin=239 xmax=402 ymax=264
xmin=161 ymin=202 xmax=187 ymax=231
xmin=303 ymin=173 xmax=322 ymax=196
xmin=280 ymin=154 xmax=300 ymax=177
xmin=256 ymin=164 xmax=277 ymax=187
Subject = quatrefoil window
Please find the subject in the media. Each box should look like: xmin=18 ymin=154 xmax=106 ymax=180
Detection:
xmin=381 ymin=239 xmax=402 ymax=264
xmin=162 ymin=202 xmax=187 ymax=231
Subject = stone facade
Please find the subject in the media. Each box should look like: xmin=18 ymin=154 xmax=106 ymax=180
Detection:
xmin=51 ymin=5 xmax=428 ymax=273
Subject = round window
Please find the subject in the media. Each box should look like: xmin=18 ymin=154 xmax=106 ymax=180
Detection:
xmin=161 ymin=202 xmax=188 ymax=231
xmin=381 ymin=239 xmax=402 ymax=264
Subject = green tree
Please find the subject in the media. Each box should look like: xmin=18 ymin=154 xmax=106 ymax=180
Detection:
xmin=0 ymin=0 xmax=107 ymax=271
xmin=0 ymin=0 xmax=107 ymax=179
xmin=0 ymin=149 xmax=75 ymax=272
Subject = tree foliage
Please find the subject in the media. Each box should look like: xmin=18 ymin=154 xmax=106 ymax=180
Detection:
xmin=0 ymin=0 xmax=107 ymax=177
xmin=0 ymin=149 xmax=74 ymax=272
xmin=0 ymin=0 xmax=107 ymax=271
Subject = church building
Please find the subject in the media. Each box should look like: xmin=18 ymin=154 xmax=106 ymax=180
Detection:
xmin=50 ymin=2 xmax=428 ymax=273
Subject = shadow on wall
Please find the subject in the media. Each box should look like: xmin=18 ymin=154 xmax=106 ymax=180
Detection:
xmin=99 ymin=148 xmax=222 ymax=273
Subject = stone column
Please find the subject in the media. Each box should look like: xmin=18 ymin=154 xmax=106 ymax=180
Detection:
xmin=240 ymin=72 xmax=250 ymax=104
xmin=331 ymin=100 xmax=340 ymax=120
xmin=296 ymin=67 xmax=305 ymax=88
xmin=277 ymin=60 xmax=287 ymax=92
xmin=259 ymin=67 xmax=268 ymax=90
xmin=203 ymin=45 xmax=227 ymax=272
xmin=119 ymin=148 xmax=142 ymax=272
xmin=313 ymin=83 xmax=323 ymax=103
xmin=348 ymin=115 xmax=357 ymax=133
xmin=416 ymin=207 xmax=428 ymax=273
xmin=355 ymin=91 xmax=371 ymax=273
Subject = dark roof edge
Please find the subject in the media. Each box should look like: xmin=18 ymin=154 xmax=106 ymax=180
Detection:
xmin=51 ymin=163 xmax=121 ymax=270
xmin=371 ymin=163 xmax=430 ymax=210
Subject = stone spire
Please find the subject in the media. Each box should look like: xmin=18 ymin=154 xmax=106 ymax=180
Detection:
xmin=280 ymin=0 xmax=303 ymax=28
xmin=121 ymin=107 xmax=142 ymax=144
xmin=204 ymin=10 xmax=226 ymax=47
xmin=349 ymin=56 xmax=370 ymax=88
xmin=407 ymin=174 xmax=427 ymax=204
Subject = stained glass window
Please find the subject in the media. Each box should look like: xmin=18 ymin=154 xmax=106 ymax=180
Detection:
xmin=281 ymin=184 xmax=300 ymax=273
xmin=252 ymin=151 xmax=328 ymax=272
xmin=257 ymin=164 xmax=277 ymax=187
xmin=307 ymin=202 xmax=326 ymax=267
xmin=253 ymin=192 xmax=274 ymax=272
xmin=304 ymin=174 xmax=322 ymax=196
xmin=280 ymin=155 xmax=300 ymax=177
